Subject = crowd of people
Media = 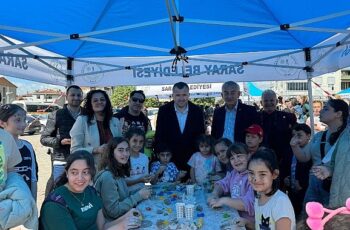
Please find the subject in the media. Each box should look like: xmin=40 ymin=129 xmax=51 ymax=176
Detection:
xmin=0 ymin=81 xmax=349 ymax=230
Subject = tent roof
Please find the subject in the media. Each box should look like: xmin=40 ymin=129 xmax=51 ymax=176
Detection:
xmin=1 ymin=0 xmax=350 ymax=58
xmin=1 ymin=1 xmax=350 ymax=86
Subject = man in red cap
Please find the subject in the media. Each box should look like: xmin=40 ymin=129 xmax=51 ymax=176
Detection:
xmin=245 ymin=124 xmax=264 ymax=154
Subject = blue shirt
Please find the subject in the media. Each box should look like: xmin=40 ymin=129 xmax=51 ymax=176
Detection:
xmin=174 ymin=104 xmax=189 ymax=134
xmin=151 ymin=161 xmax=179 ymax=182
xmin=222 ymin=103 xmax=238 ymax=142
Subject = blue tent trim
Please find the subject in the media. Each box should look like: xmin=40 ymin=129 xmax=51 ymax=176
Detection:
xmin=337 ymin=88 xmax=350 ymax=94
xmin=247 ymin=82 xmax=263 ymax=97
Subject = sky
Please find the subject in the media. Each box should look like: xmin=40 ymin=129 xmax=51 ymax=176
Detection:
xmin=6 ymin=76 xmax=65 ymax=95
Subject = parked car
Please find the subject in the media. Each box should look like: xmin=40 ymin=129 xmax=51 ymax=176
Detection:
xmin=37 ymin=114 xmax=48 ymax=129
xmin=12 ymin=100 xmax=61 ymax=115
xmin=23 ymin=114 xmax=42 ymax=135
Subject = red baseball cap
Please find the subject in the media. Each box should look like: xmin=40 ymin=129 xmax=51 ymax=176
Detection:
xmin=245 ymin=124 xmax=263 ymax=137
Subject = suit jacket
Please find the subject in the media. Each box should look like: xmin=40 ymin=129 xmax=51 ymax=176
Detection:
xmin=258 ymin=110 xmax=296 ymax=181
xmin=211 ymin=102 xmax=259 ymax=143
xmin=154 ymin=101 xmax=205 ymax=170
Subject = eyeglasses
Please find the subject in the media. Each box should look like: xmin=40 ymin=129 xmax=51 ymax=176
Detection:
xmin=131 ymin=97 xmax=145 ymax=103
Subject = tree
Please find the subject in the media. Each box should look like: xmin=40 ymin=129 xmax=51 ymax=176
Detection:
xmin=111 ymin=86 xmax=135 ymax=108
xmin=192 ymin=97 xmax=215 ymax=107
xmin=144 ymin=97 xmax=161 ymax=108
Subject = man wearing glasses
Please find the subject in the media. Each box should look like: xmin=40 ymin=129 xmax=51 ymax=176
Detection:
xmin=114 ymin=90 xmax=151 ymax=135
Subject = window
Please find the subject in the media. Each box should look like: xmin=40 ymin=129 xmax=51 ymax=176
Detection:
xmin=341 ymin=81 xmax=350 ymax=90
xmin=36 ymin=95 xmax=40 ymax=99
xmin=287 ymin=82 xmax=308 ymax=91
xmin=327 ymin=77 xmax=335 ymax=84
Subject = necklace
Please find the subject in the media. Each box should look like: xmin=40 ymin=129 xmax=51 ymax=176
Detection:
xmin=70 ymin=190 xmax=86 ymax=207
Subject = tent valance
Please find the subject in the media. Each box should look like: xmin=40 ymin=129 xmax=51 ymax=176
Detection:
xmin=0 ymin=0 xmax=350 ymax=86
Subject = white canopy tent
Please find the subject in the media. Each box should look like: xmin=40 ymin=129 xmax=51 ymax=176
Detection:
xmin=1 ymin=0 xmax=350 ymax=132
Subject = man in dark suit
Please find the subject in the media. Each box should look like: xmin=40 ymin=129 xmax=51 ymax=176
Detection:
xmin=258 ymin=89 xmax=296 ymax=185
xmin=211 ymin=81 xmax=259 ymax=143
xmin=154 ymin=82 xmax=205 ymax=172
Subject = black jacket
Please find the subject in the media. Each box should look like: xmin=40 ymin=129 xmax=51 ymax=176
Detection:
xmin=154 ymin=101 xmax=205 ymax=170
xmin=211 ymin=102 xmax=259 ymax=143
xmin=258 ymin=110 xmax=296 ymax=180
xmin=40 ymin=105 xmax=80 ymax=161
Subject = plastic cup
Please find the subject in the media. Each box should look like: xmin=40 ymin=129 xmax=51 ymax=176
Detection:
xmin=175 ymin=202 xmax=185 ymax=219
xmin=186 ymin=184 xmax=195 ymax=196
xmin=185 ymin=204 xmax=195 ymax=220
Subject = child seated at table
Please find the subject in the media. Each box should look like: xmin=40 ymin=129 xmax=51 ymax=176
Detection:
xmin=94 ymin=137 xmax=151 ymax=220
xmin=245 ymin=124 xmax=263 ymax=155
xmin=150 ymin=145 xmax=186 ymax=183
xmin=188 ymin=135 xmax=221 ymax=185
xmin=207 ymin=142 xmax=254 ymax=224
xmin=125 ymin=127 xmax=153 ymax=192
xmin=214 ymin=138 xmax=233 ymax=175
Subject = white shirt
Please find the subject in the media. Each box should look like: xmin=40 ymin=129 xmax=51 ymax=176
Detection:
xmin=128 ymin=153 xmax=149 ymax=192
xmin=254 ymin=190 xmax=296 ymax=230
xmin=174 ymin=104 xmax=189 ymax=134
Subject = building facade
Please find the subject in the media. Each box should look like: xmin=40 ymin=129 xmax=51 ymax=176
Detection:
xmin=0 ymin=77 xmax=17 ymax=104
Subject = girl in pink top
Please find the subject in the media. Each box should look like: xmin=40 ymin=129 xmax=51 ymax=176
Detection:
xmin=207 ymin=142 xmax=255 ymax=224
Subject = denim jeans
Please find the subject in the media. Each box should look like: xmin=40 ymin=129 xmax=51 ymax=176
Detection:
xmin=53 ymin=162 xmax=66 ymax=181
xmin=303 ymin=174 xmax=330 ymax=206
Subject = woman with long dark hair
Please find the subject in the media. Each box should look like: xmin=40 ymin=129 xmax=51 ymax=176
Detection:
xmin=312 ymin=99 xmax=350 ymax=208
xmin=70 ymin=89 xmax=122 ymax=167
xmin=94 ymin=137 xmax=151 ymax=221
xmin=40 ymin=151 xmax=142 ymax=230
xmin=291 ymin=99 xmax=349 ymax=207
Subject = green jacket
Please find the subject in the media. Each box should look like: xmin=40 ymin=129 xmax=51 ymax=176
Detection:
xmin=94 ymin=169 xmax=143 ymax=221
xmin=328 ymin=127 xmax=350 ymax=208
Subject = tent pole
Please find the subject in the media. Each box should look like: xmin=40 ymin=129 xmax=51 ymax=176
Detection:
xmin=307 ymin=76 xmax=314 ymax=136
xmin=304 ymin=48 xmax=315 ymax=136
xmin=67 ymin=57 xmax=74 ymax=87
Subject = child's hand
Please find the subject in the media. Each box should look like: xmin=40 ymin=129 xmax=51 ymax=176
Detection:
xmin=178 ymin=170 xmax=187 ymax=179
xmin=138 ymin=187 xmax=152 ymax=200
xmin=206 ymin=194 xmax=218 ymax=204
xmin=290 ymin=135 xmax=300 ymax=147
xmin=124 ymin=209 xmax=142 ymax=229
xmin=234 ymin=217 xmax=249 ymax=227
xmin=158 ymin=165 xmax=166 ymax=174
xmin=142 ymin=174 xmax=153 ymax=183
xmin=311 ymin=165 xmax=331 ymax=180
xmin=208 ymin=197 xmax=225 ymax=208
xmin=209 ymin=174 xmax=222 ymax=181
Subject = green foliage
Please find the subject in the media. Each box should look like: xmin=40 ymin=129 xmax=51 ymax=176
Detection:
xmin=111 ymin=86 xmax=135 ymax=108
xmin=192 ymin=97 xmax=215 ymax=107
xmin=144 ymin=97 xmax=161 ymax=108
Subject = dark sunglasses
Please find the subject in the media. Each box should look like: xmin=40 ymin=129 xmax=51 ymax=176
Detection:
xmin=131 ymin=97 xmax=145 ymax=103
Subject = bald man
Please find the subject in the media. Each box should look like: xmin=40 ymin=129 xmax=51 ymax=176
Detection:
xmin=258 ymin=90 xmax=296 ymax=185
